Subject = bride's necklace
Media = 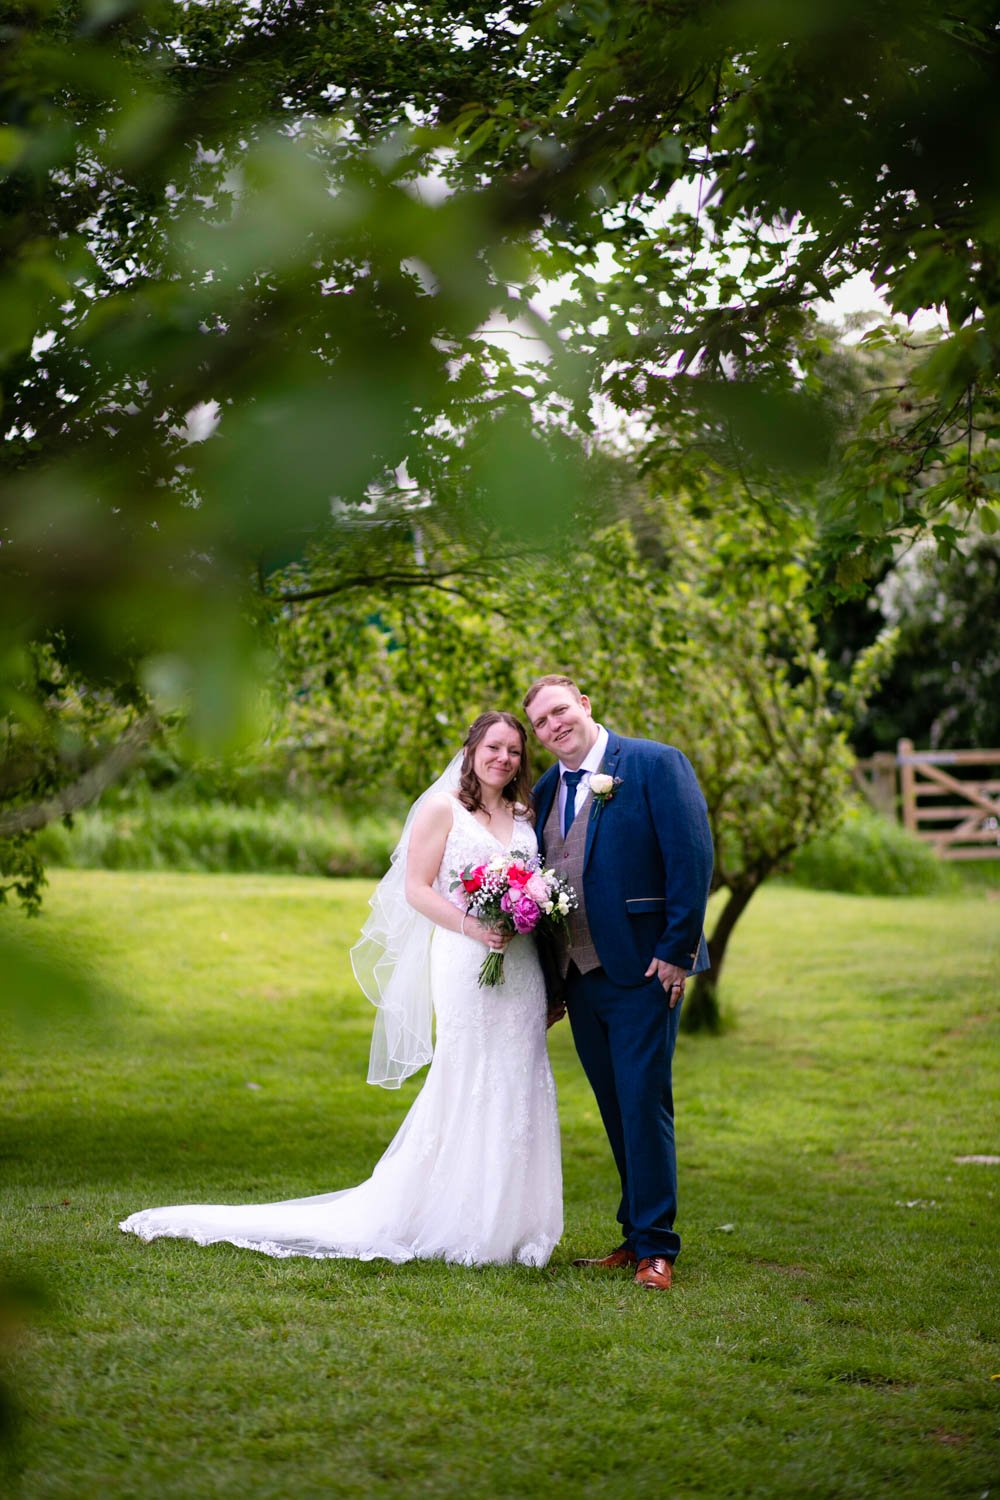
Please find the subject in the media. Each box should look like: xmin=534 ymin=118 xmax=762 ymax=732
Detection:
xmin=472 ymin=797 xmax=513 ymax=836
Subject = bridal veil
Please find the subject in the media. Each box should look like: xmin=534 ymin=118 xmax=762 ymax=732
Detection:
xmin=350 ymin=751 xmax=463 ymax=1088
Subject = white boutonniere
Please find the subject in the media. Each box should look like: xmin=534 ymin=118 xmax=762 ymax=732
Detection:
xmin=589 ymin=773 xmax=622 ymax=811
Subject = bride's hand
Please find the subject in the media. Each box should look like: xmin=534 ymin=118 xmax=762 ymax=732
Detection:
xmin=466 ymin=918 xmax=510 ymax=951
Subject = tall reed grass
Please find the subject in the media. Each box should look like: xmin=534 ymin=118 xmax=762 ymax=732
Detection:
xmin=35 ymin=798 xmax=399 ymax=879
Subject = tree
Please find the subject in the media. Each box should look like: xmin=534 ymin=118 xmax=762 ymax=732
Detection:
xmin=441 ymin=0 xmax=1000 ymax=577
xmin=670 ymin=595 xmax=892 ymax=1030
xmin=0 ymin=1 xmax=589 ymax=917
xmin=0 ymin=639 xmax=153 ymax=913
xmin=7 ymin=0 xmax=993 ymax=932
xmin=821 ymin=530 xmax=1000 ymax=754
xmin=10 ymin=0 xmax=1000 ymax=702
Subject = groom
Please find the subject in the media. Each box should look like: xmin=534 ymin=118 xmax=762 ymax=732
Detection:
xmin=524 ymin=675 xmax=713 ymax=1290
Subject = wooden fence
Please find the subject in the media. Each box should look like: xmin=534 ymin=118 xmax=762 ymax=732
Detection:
xmin=853 ymin=740 xmax=1000 ymax=860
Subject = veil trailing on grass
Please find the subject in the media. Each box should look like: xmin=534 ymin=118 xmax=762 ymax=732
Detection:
xmin=350 ymin=752 xmax=463 ymax=1088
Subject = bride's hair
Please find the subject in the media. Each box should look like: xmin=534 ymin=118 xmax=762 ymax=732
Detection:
xmin=459 ymin=712 xmax=534 ymax=824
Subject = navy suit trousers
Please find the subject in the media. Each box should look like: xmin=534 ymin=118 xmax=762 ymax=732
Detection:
xmin=566 ymin=965 xmax=682 ymax=1261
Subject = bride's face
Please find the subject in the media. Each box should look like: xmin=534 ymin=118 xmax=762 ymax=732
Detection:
xmin=472 ymin=725 xmax=523 ymax=794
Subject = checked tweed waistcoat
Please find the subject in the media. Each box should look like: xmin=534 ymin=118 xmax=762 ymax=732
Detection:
xmin=543 ymin=789 xmax=601 ymax=977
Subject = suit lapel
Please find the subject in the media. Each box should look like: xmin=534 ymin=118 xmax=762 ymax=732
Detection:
xmin=583 ymin=732 xmax=623 ymax=874
xmin=533 ymin=767 xmax=559 ymax=859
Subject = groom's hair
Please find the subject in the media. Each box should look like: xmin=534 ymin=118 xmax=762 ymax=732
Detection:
xmin=522 ymin=674 xmax=583 ymax=712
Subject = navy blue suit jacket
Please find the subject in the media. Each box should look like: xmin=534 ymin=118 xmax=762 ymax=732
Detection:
xmin=533 ymin=731 xmax=713 ymax=988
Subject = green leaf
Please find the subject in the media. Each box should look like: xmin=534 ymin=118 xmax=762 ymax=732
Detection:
xmin=647 ymin=135 xmax=683 ymax=169
xmin=0 ymin=126 xmax=25 ymax=169
xmin=693 ymin=380 xmax=838 ymax=476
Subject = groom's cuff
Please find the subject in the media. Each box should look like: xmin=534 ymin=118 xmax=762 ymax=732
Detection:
xmin=654 ymin=937 xmax=702 ymax=969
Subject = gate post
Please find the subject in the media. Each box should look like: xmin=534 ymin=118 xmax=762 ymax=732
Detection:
xmin=898 ymin=738 xmax=917 ymax=834
xmin=871 ymin=751 xmax=898 ymax=819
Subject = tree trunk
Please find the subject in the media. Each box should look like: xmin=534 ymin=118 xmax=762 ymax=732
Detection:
xmin=681 ymin=880 xmax=760 ymax=1034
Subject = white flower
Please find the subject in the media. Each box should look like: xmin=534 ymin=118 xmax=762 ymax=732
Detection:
xmin=488 ymin=855 xmax=506 ymax=871
xmin=589 ymin=773 xmax=614 ymax=796
xmin=557 ymin=893 xmax=570 ymax=914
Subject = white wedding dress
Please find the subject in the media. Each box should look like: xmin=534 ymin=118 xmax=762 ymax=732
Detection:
xmin=120 ymin=799 xmax=562 ymax=1267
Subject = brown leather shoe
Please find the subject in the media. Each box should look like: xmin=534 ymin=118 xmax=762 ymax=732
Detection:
xmin=572 ymin=1247 xmax=638 ymax=1270
xmin=634 ymin=1256 xmax=673 ymax=1289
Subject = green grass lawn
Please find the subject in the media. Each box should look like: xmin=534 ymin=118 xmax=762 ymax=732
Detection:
xmin=2 ymin=870 xmax=999 ymax=1500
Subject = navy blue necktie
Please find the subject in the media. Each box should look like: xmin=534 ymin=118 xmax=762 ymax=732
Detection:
xmin=562 ymin=770 xmax=586 ymax=838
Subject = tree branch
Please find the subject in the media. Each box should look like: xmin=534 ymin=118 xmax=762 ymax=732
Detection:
xmin=272 ymin=567 xmax=509 ymax=614
xmin=0 ymin=714 xmax=158 ymax=839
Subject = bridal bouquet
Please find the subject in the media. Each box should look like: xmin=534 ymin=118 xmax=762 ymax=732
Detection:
xmin=451 ymin=849 xmax=578 ymax=988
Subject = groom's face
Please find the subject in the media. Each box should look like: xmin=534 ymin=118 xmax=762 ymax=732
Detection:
xmin=526 ymin=685 xmax=597 ymax=770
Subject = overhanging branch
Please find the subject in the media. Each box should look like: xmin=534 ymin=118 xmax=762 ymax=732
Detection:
xmin=274 ymin=568 xmax=492 ymax=604
xmin=0 ymin=714 xmax=158 ymax=839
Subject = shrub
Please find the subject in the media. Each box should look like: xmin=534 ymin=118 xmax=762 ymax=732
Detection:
xmin=786 ymin=804 xmax=957 ymax=896
xmin=34 ymin=798 xmax=398 ymax=879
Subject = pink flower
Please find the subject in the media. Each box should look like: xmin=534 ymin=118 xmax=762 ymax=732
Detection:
xmin=506 ymin=864 xmax=533 ymax=890
xmin=512 ymin=896 xmax=541 ymax=933
xmin=524 ymin=873 xmax=549 ymax=904
xmin=500 ymin=891 xmax=513 ymax=914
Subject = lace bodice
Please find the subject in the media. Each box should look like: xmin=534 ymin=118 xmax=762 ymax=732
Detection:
xmin=433 ymin=797 xmax=539 ymax=902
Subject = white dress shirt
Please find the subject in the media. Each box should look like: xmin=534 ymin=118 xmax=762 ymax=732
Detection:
xmin=557 ymin=723 xmax=609 ymax=829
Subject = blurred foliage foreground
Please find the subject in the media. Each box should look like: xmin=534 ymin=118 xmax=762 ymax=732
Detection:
xmin=6 ymin=0 xmax=1000 ymax=1023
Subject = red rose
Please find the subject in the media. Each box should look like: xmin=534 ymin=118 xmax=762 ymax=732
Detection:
xmin=506 ymin=864 xmax=532 ymax=890
xmin=462 ymin=866 xmax=485 ymax=894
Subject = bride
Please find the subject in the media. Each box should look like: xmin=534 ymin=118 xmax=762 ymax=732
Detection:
xmin=120 ymin=712 xmax=563 ymax=1268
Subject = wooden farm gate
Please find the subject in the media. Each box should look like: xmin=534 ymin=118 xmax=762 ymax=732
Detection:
xmin=854 ymin=741 xmax=1000 ymax=860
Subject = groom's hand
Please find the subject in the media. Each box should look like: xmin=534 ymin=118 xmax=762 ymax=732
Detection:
xmin=645 ymin=957 xmax=688 ymax=1008
xmin=546 ymin=1000 xmax=566 ymax=1029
